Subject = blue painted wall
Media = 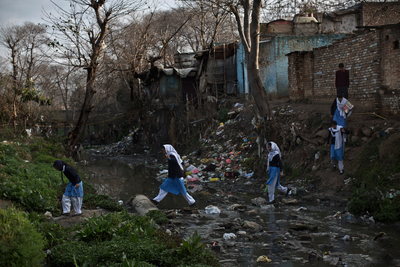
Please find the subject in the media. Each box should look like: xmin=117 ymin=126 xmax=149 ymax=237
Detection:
xmin=238 ymin=34 xmax=346 ymax=97
xmin=259 ymin=40 xmax=277 ymax=95
xmin=274 ymin=34 xmax=346 ymax=97
xmin=236 ymin=43 xmax=247 ymax=95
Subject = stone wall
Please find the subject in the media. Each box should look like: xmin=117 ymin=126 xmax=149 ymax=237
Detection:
xmin=287 ymin=25 xmax=400 ymax=116
xmin=362 ymin=2 xmax=400 ymax=27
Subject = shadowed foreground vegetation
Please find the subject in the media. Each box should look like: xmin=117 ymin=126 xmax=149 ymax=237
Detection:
xmin=0 ymin=137 xmax=220 ymax=267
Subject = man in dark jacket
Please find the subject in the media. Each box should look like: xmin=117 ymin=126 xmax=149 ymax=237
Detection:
xmin=335 ymin=63 xmax=349 ymax=99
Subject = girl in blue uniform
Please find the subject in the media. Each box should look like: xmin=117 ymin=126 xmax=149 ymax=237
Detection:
xmin=53 ymin=160 xmax=84 ymax=216
xmin=327 ymin=120 xmax=350 ymax=174
xmin=266 ymin=142 xmax=288 ymax=204
xmin=153 ymin=145 xmax=196 ymax=207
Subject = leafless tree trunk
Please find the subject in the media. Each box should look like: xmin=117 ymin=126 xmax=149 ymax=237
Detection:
xmin=230 ymin=0 xmax=271 ymax=118
xmin=44 ymin=0 xmax=144 ymax=150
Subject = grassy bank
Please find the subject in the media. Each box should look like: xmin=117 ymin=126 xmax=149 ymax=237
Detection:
xmin=0 ymin=137 xmax=220 ymax=267
xmin=348 ymin=136 xmax=400 ymax=223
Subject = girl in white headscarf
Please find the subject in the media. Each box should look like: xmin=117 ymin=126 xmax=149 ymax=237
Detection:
xmin=330 ymin=93 xmax=353 ymax=128
xmin=265 ymin=142 xmax=288 ymax=204
xmin=53 ymin=160 xmax=84 ymax=216
xmin=152 ymin=144 xmax=196 ymax=207
xmin=328 ymin=120 xmax=350 ymax=174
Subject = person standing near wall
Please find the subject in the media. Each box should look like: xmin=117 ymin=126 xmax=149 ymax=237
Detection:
xmin=335 ymin=63 xmax=349 ymax=99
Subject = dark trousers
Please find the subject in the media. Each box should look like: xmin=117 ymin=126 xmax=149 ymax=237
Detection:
xmin=337 ymin=87 xmax=348 ymax=99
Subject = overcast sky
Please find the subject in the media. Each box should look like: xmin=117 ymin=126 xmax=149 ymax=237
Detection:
xmin=0 ymin=0 xmax=177 ymax=26
xmin=0 ymin=0 xmax=71 ymax=26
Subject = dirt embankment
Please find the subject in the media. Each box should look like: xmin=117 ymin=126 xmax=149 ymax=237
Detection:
xmin=185 ymin=98 xmax=400 ymax=203
xmin=266 ymin=99 xmax=400 ymax=199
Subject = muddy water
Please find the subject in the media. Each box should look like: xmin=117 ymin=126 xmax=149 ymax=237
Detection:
xmin=81 ymin=156 xmax=400 ymax=267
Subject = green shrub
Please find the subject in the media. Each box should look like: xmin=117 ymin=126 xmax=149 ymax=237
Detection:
xmin=0 ymin=142 xmax=66 ymax=212
xmin=217 ymin=107 xmax=229 ymax=123
xmin=49 ymin=241 xmax=89 ymax=267
xmin=372 ymin=196 xmax=400 ymax=223
xmin=74 ymin=211 xmax=152 ymax=243
xmin=83 ymin=236 xmax=168 ymax=267
xmin=349 ymin=138 xmax=400 ymax=222
xmin=34 ymin=154 xmax=57 ymax=163
xmin=0 ymin=207 xmax=46 ymax=267
xmin=145 ymin=210 xmax=169 ymax=225
xmin=242 ymin=157 xmax=256 ymax=169
xmin=29 ymin=212 xmax=78 ymax=249
xmin=179 ymin=230 xmax=205 ymax=255
xmin=83 ymin=194 xmax=124 ymax=212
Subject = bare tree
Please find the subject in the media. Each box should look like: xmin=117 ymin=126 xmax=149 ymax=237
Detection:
xmin=177 ymin=1 xmax=238 ymax=51
xmin=108 ymin=8 xmax=194 ymax=108
xmin=43 ymin=0 xmax=145 ymax=149
xmin=0 ymin=23 xmax=50 ymax=135
xmin=229 ymin=0 xmax=271 ymax=118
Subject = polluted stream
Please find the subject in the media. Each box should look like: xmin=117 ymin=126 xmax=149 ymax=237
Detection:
xmin=81 ymin=155 xmax=400 ymax=267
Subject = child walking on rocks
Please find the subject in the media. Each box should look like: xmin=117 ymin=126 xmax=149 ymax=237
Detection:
xmin=53 ymin=160 xmax=84 ymax=216
xmin=265 ymin=142 xmax=288 ymax=204
xmin=327 ymin=120 xmax=350 ymax=175
xmin=152 ymin=144 xmax=196 ymax=207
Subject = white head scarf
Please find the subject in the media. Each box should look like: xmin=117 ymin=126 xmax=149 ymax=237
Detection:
xmin=329 ymin=125 xmax=344 ymax=150
xmin=163 ymin=144 xmax=183 ymax=170
xmin=267 ymin=141 xmax=281 ymax=170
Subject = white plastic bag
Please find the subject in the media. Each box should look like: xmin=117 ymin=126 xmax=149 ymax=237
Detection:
xmin=205 ymin=205 xmax=221 ymax=214
xmin=223 ymin=233 xmax=237 ymax=240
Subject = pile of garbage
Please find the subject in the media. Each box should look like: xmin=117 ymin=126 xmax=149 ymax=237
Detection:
xmin=88 ymin=130 xmax=146 ymax=156
xmin=156 ymin=106 xmax=262 ymax=189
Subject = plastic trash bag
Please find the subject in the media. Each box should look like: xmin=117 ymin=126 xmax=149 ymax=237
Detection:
xmin=223 ymin=233 xmax=237 ymax=240
xmin=205 ymin=205 xmax=221 ymax=214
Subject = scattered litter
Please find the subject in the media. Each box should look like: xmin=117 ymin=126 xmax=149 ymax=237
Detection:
xmin=223 ymin=233 xmax=237 ymax=240
xmin=251 ymin=197 xmax=268 ymax=207
xmin=373 ymin=232 xmax=386 ymax=241
xmin=205 ymin=205 xmax=221 ymax=214
xmin=256 ymin=256 xmax=271 ymax=263
xmin=227 ymin=204 xmax=247 ymax=211
xmin=342 ymin=235 xmax=352 ymax=241
xmin=282 ymin=198 xmax=298 ymax=204
xmin=44 ymin=211 xmax=52 ymax=220
xmin=295 ymin=207 xmax=307 ymax=211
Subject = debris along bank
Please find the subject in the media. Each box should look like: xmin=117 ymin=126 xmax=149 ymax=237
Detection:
xmin=84 ymin=100 xmax=400 ymax=266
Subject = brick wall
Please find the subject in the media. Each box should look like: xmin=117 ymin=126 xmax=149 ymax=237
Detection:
xmin=362 ymin=2 xmax=400 ymax=27
xmin=380 ymin=26 xmax=400 ymax=115
xmin=288 ymin=52 xmax=313 ymax=100
xmin=287 ymin=25 xmax=400 ymax=116
xmin=313 ymin=30 xmax=382 ymax=110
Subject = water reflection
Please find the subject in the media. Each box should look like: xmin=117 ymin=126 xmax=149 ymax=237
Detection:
xmin=81 ymin=156 xmax=158 ymax=202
